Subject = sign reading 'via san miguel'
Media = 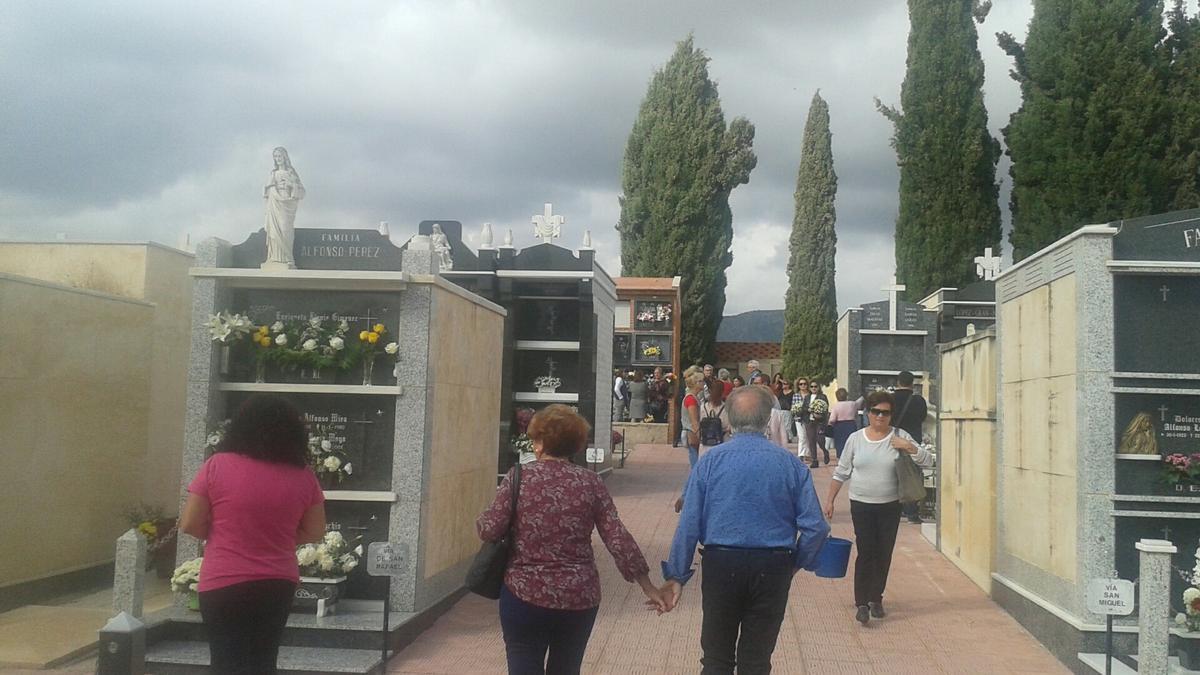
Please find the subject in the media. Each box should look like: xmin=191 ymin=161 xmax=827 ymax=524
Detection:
xmin=1112 ymin=208 xmax=1200 ymax=261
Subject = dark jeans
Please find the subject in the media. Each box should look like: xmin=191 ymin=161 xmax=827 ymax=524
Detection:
xmin=699 ymin=547 xmax=794 ymax=674
xmin=499 ymin=584 xmax=599 ymax=675
xmin=850 ymin=500 xmax=902 ymax=607
xmin=199 ymin=578 xmax=296 ymax=675
xmin=804 ymin=422 xmax=828 ymax=465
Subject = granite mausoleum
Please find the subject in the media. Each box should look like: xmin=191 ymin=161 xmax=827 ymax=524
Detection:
xmin=428 ymin=207 xmax=618 ymax=477
xmin=150 ymin=225 xmax=504 ymax=671
xmin=990 ymin=208 xmax=1200 ymax=668
xmin=836 ymin=279 xmax=939 ymax=398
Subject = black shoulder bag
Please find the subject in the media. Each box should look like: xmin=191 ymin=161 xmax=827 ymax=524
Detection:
xmin=465 ymin=462 xmax=522 ymax=599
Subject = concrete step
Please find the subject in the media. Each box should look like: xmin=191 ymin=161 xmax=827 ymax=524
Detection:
xmin=151 ymin=603 xmax=412 ymax=650
xmin=146 ymin=641 xmax=383 ymax=675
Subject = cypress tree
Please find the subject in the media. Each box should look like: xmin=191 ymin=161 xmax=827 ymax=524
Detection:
xmin=617 ymin=36 xmax=757 ymax=366
xmin=781 ymin=92 xmax=838 ymax=383
xmin=1000 ymin=1 xmax=1171 ymax=259
xmin=878 ymin=0 xmax=1001 ymax=300
xmin=1166 ymin=0 xmax=1200 ymax=210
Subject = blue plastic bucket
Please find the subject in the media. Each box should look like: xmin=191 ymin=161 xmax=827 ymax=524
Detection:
xmin=814 ymin=537 xmax=853 ymax=578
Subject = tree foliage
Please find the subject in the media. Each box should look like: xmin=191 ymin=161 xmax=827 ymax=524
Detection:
xmin=781 ymin=92 xmax=838 ymax=383
xmin=1165 ymin=1 xmax=1200 ymax=210
xmin=1000 ymin=0 xmax=1175 ymax=259
xmin=617 ymin=36 xmax=757 ymax=366
xmin=878 ymin=0 xmax=1002 ymax=300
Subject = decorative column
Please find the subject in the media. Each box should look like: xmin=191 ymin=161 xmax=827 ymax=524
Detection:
xmin=112 ymin=530 xmax=146 ymax=618
xmin=1136 ymin=538 xmax=1177 ymax=674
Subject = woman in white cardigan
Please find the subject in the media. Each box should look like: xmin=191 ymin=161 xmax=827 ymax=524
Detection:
xmin=823 ymin=389 xmax=933 ymax=626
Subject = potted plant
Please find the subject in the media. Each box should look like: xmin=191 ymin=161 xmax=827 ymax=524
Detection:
xmin=171 ymin=557 xmax=203 ymax=611
xmin=123 ymin=503 xmax=179 ymax=578
xmin=294 ymin=532 xmax=362 ymax=616
xmin=1162 ymin=453 xmax=1200 ymax=494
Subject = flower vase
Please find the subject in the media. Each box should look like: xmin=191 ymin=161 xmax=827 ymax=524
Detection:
xmin=187 ymin=591 xmax=199 ymax=611
xmin=218 ymin=344 xmax=231 ymax=376
xmin=254 ymin=359 xmax=267 ymax=384
xmin=362 ymin=355 xmax=376 ymax=386
xmin=1178 ymin=632 xmax=1200 ymax=670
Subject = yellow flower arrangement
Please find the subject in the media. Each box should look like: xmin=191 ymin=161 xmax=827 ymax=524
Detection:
xmin=137 ymin=521 xmax=158 ymax=539
xmin=367 ymin=332 xmax=379 ymax=344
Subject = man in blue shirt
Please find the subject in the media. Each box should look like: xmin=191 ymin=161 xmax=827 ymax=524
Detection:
xmin=661 ymin=385 xmax=830 ymax=674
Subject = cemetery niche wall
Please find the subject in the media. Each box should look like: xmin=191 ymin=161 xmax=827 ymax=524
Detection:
xmin=990 ymin=208 xmax=1200 ymax=668
xmin=835 ymin=279 xmax=939 ymax=399
xmin=178 ymin=226 xmax=505 ymax=616
xmin=430 ymin=207 xmax=618 ymax=478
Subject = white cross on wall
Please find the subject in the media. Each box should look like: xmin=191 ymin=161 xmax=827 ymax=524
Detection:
xmin=882 ymin=276 xmax=906 ymax=331
xmin=546 ymin=357 xmax=557 ymax=377
xmin=532 ymin=203 xmax=564 ymax=243
xmin=1160 ymin=405 xmax=1170 ymax=422
xmin=974 ymin=247 xmax=1002 ymax=281
xmin=1160 ymin=285 xmax=1171 ymax=302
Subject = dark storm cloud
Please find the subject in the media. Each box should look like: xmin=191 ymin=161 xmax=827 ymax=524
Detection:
xmin=0 ymin=0 xmax=1032 ymax=312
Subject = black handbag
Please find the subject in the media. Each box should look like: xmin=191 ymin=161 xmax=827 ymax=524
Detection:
xmin=465 ymin=462 xmax=522 ymax=599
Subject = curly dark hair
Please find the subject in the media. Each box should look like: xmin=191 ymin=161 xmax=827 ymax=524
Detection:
xmin=217 ymin=395 xmax=308 ymax=467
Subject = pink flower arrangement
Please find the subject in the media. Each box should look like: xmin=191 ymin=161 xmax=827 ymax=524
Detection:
xmin=1162 ymin=453 xmax=1200 ymax=486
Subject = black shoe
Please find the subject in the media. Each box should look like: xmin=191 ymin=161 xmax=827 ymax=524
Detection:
xmin=907 ymin=516 xmax=924 ymax=524
xmin=869 ymin=601 xmax=886 ymax=619
xmin=810 ymin=463 xmax=820 ymax=470
xmin=855 ymin=605 xmax=870 ymax=625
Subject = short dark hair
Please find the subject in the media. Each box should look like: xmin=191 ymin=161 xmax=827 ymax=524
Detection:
xmin=527 ymin=404 xmax=591 ymax=458
xmin=218 ymin=395 xmax=308 ymax=467
xmin=898 ymin=370 xmax=915 ymax=387
xmin=835 ymin=387 xmax=848 ymax=402
xmin=865 ymin=389 xmax=895 ymax=410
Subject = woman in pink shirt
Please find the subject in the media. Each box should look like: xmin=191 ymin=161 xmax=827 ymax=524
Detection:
xmin=180 ymin=395 xmax=326 ymax=675
xmin=826 ymin=388 xmax=864 ymax=460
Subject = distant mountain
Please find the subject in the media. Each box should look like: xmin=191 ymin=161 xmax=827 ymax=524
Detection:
xmin=716 ymin=309 xmax=785 ymax=342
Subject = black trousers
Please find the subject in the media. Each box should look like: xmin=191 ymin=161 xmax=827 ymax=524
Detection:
xmin=699 ymin=547 xmax=794 ymax=674
xmin=499 ymin=584 xmax=599 ymax=675
xmin=199 ymin=578 xmax=296 ymax=675
xmin=849 ymin=500 xmax=902 ymax=607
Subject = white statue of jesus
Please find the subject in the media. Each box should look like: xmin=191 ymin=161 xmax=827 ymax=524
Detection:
xmin=262 ymin=147 xmax=305 ymax=270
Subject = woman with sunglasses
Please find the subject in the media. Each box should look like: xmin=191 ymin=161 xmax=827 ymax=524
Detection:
xmin=822 ymin=390 xmax=933 ymax=626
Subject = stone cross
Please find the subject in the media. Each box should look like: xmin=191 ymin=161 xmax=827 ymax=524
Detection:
xmin=1160 ymin=284 xmax=1171 ymax=302
xmin=974 ymin=247 xmax=1002 ymax=281
xmin=1159 ymin=405 xmax=1170 ymax=422
xmin=532 ymin=203 xmax=564 ymax=243
xmin=882 ymin=277 xmax=906 ymax=331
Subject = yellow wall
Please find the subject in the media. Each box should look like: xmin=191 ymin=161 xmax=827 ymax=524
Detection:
xmin=938 ymin=331 xmax=997 ymax=593
xmin=421 ymin=285 xmax=505 ymax=579
xmin=0 ymin=276 xmax=154 ymax=586
xmin=0 ymin=243 xmax=193 ymax=587
xmin=999 ymin=275 xmax=1079 ymax=582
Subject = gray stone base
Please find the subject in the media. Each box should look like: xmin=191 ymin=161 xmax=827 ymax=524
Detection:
xmin=993 ymin=579 xmax=1139 ymax=675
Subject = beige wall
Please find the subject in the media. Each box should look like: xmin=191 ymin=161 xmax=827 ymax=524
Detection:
xmin=938 ymin=330 xmax=997 ymax=593
xmin=0 ymin=276 xmax=154 ymax=586
xmin=998 ymin=275 xmax=1079 ymax=582
xmin=0 ymin=243 xmax=193 ymax=588
xmin=421 ymin=285 xmax=505 ymax=579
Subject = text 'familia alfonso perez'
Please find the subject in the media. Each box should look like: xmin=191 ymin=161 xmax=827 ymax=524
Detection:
xmin=300 ymin=232 xmax=381 ymax=259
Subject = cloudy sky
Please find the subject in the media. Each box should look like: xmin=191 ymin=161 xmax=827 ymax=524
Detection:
xmin=1 ymin=1 xmax=1037 ymax=313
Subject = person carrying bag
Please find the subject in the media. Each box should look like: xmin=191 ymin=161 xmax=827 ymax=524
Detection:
xmin=465 ymin=462 xmax=521 ymax=599
xmin=891 ymin=396 xmax=927 ymax=505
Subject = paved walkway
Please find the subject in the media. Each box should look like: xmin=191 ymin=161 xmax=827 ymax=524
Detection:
xmin=388 ymin=443 xmax=1067 ymax=674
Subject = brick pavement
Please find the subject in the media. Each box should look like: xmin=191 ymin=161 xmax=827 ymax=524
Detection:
xmin=388 ymin=444 xmax=1066 ymax=674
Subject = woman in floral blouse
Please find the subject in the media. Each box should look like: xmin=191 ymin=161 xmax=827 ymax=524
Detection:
xmin=477 ymin=404 xmax=669 ymax=674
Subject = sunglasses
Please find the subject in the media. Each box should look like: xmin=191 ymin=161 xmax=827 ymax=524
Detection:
xmin=797 ymin=382 xmax=808 ymax=386
xmin=868 ymin=408 xmax=893 ymax=417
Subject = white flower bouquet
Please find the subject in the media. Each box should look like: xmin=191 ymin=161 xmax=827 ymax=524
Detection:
xmin=297 ymin=531 xmax=362 ymax=578
xmin=170 ymin=557 xmax=203 ymax=594
xmin=206 ymin=312 xmax=254 ymax=343
xmin=308 ymin=425 xmax=352 ymax=485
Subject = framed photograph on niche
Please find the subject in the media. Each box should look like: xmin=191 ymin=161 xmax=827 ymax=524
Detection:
xmin=634 ymin=300 xmax=673 ymax=331
xmin=633 ymin=334 xmax=671 ymax=365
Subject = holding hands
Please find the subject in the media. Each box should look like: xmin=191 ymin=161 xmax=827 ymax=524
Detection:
xmin=637 ymin=574 xmax=673 ymax=614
